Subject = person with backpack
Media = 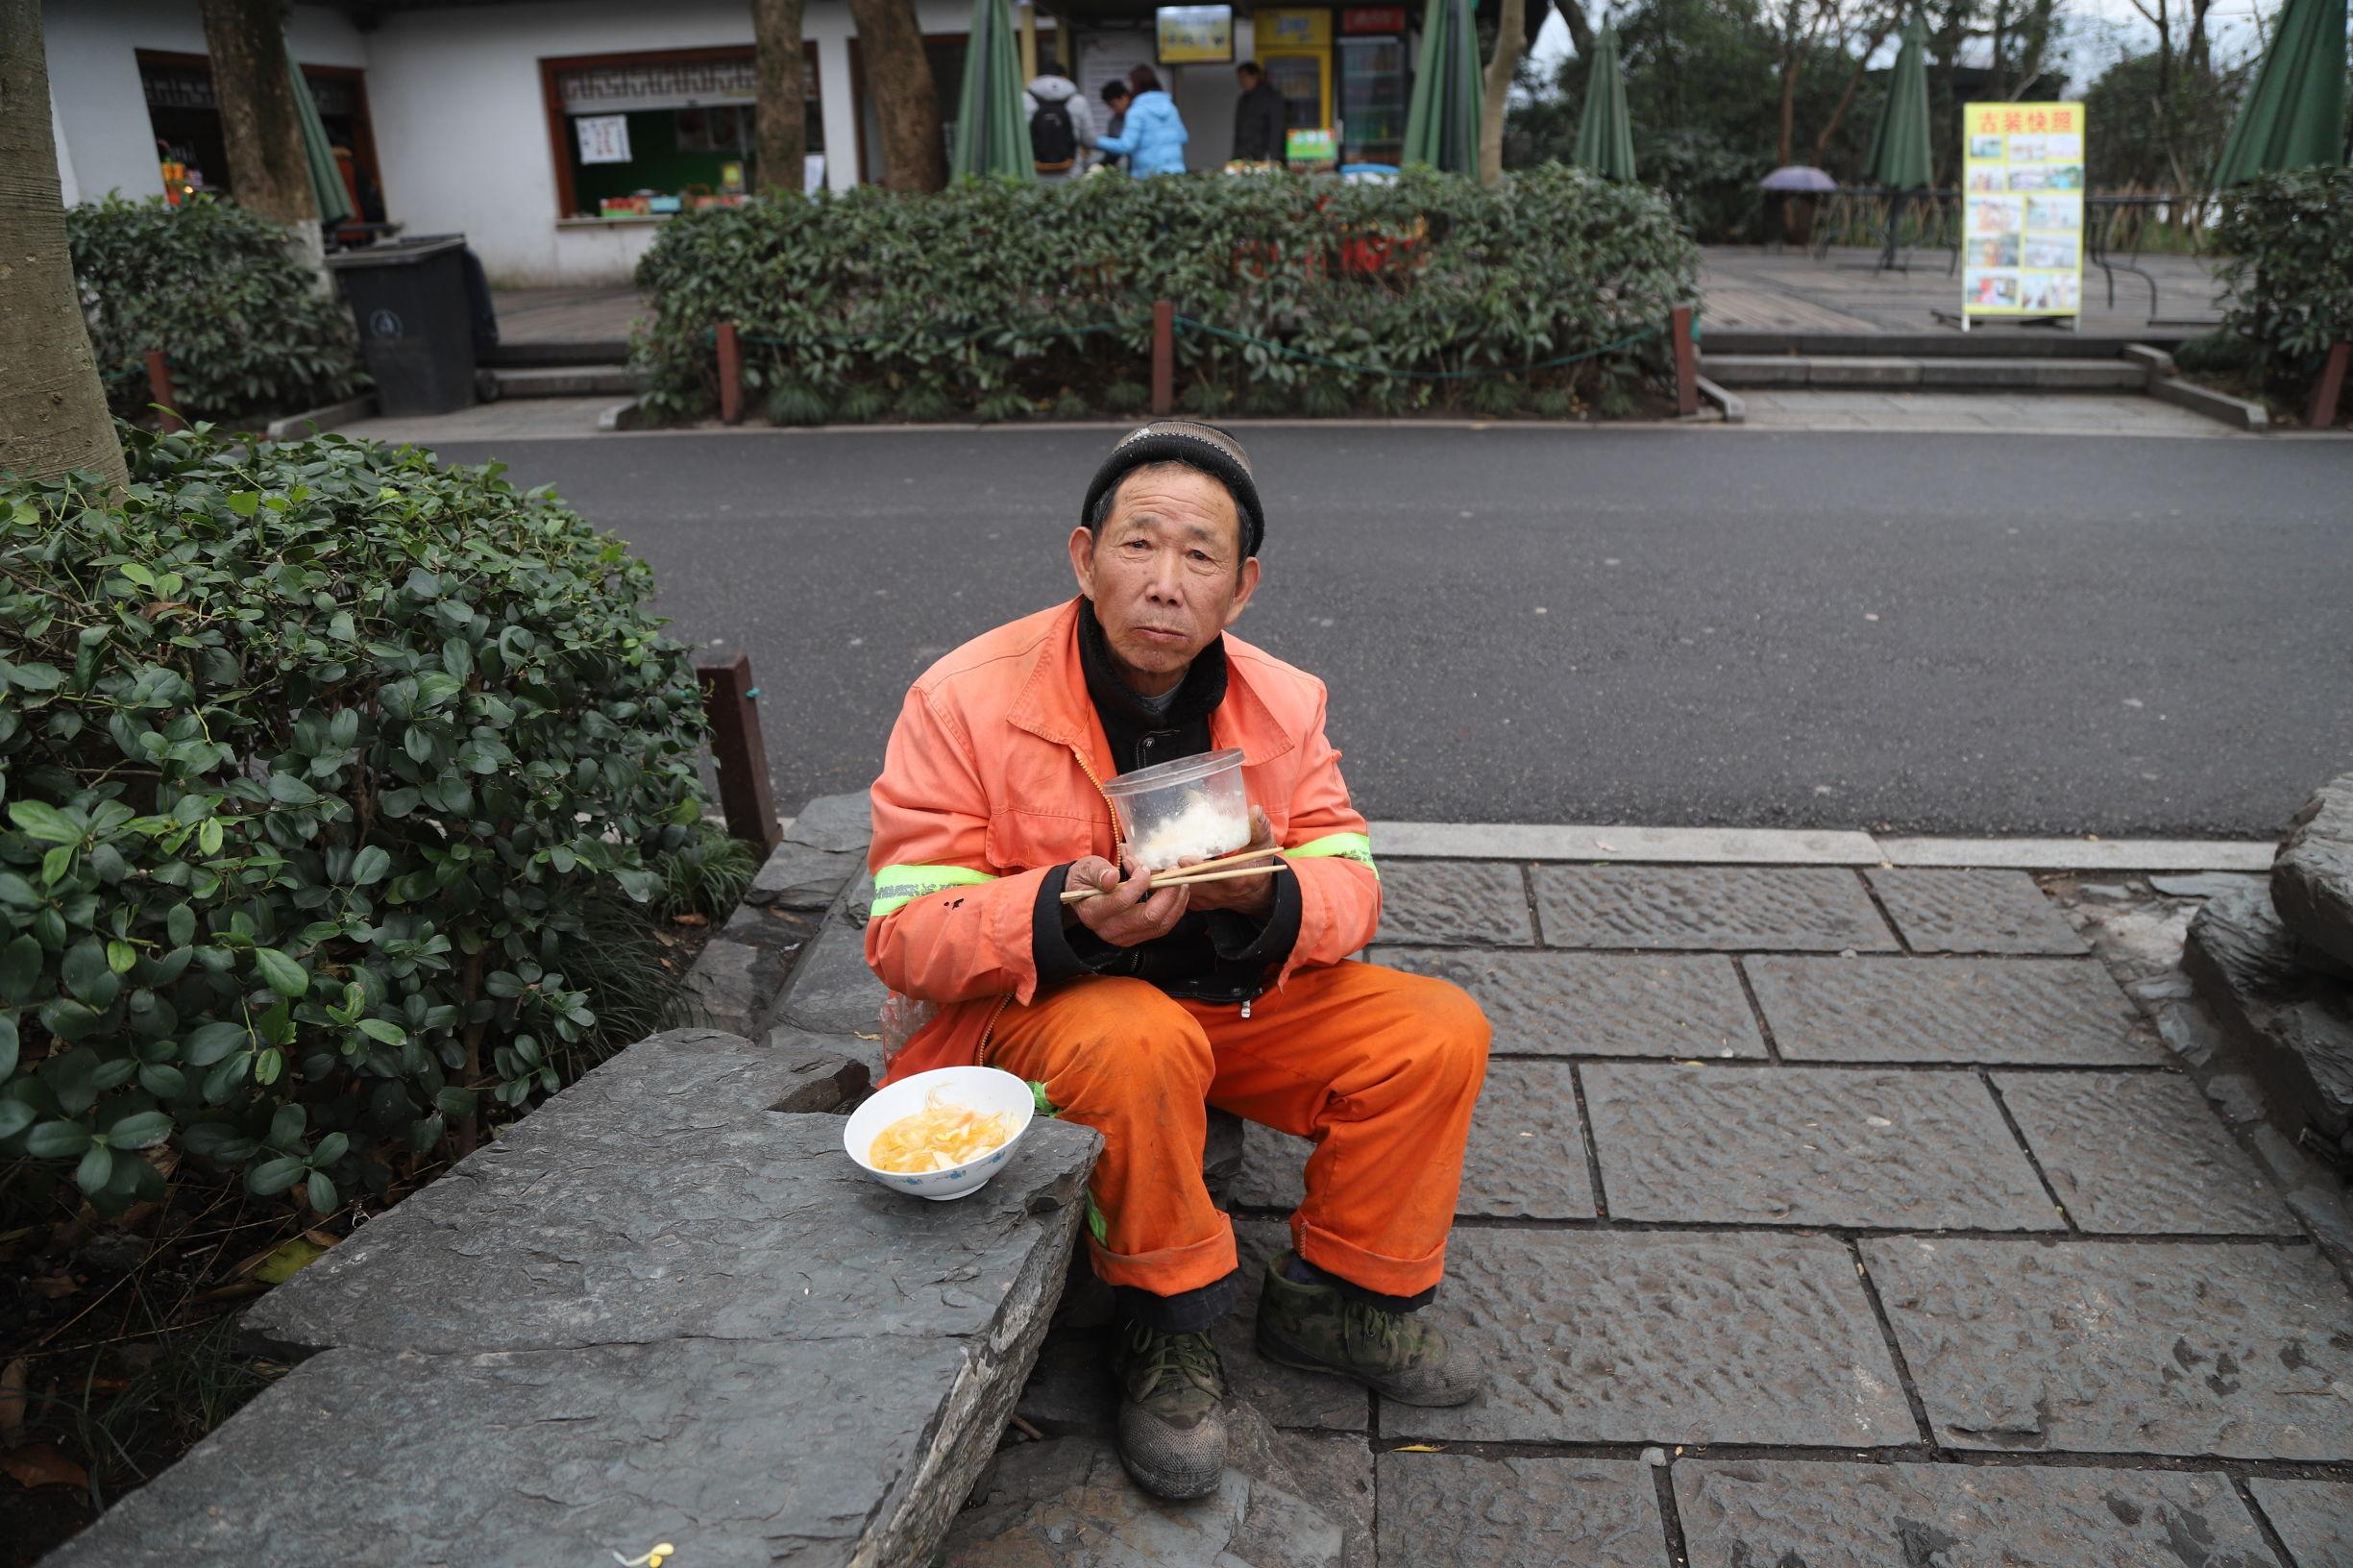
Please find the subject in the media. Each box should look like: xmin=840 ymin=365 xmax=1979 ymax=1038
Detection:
xmin=1090 ymin=64 xmax=1189 ymax=178
xmin=1024 ymin=59 xmax=1094 ymax=183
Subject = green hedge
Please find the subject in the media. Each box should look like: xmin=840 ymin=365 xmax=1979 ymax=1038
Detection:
xmin=633 ymin=167 xmax=1701 ymax=423
xmin=2212 ymin=167 xmax=2353 ymax=404
xmin=0 ymin=426 xmax=710 ymax=1215
xmin=70 ymin=195 xmax=368 ymax=428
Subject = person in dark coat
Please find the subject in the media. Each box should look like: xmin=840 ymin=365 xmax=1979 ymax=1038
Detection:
xmin=1099 ymin=80 xmax=1133 ymax=173
xmin=1231 ymin=61 xmax=1288 ymax=164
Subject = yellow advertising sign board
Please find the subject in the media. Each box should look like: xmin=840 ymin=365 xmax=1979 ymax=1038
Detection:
xmin=1256 ymin=9 xmax=1334 ymax=48
xmin=1961 ymin=101 xmax=2086 ymax=319
xmin=1157 ymin=5 xmax=1235 ymax=63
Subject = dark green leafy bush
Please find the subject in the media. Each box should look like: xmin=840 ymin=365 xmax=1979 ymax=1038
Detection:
xmin=2211 ymin=167 xmax=2353 ymax=403
xmin=632 ymin=167 xmax=1698 ymax=422
xmin=69 ymin=194 xmax=368 ymax=428
xmin=0 ymin=426 xmax=711 ymax=1214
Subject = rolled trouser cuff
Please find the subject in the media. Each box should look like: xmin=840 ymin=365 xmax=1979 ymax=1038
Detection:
xmin=1088 ymin=1214 xmax=1238 ymax=1296
xmin=1293 ymin=1214 xmax=1446 ymax=1303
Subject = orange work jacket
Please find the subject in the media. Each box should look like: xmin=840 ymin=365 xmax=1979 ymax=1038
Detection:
xmin=866 ymin=598 xmax=1383 ymax=1081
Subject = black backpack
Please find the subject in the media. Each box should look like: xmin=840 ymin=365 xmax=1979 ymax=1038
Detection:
xmin=1030 ymin=96 xmax=1077 ymax=170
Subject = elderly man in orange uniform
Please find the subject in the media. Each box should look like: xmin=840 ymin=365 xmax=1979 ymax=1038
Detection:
xmin=865 ymin=422 xmax=1490 ymax=1500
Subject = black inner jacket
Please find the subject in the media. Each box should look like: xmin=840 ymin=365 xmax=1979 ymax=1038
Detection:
xmin=1030 ymin=599 xmax=1301 ymax=998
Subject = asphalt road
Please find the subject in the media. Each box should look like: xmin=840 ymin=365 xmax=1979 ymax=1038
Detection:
xmin=429 ymin=425 xmax=2353 ymax=838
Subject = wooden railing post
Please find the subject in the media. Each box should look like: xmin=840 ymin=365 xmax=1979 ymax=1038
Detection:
xmin=716 ymin=321 xmax=744 ymax=426
xmin=693 ymin=650 xmax=780 ymax=854
xmin=144 ymin=351 xmax=185 ymax=433
xmin=1150 ymin=300 xmax=1174 ymax=416
xmin=2306 ymin=342 xmax=2348 ymax=430
xmin=1670 ymin=306 xmax=1700 ymax=419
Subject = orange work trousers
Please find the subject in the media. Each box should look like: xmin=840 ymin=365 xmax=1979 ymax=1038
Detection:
xmin=984 ymin=961 xmax=1490 ymax=1300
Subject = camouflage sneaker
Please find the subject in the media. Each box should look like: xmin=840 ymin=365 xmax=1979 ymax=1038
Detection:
xmin=1110 ymin=1318 xmax=1229 ymax=1500
xmin=1253 ymin=1253 xmax=1484 ymax=1408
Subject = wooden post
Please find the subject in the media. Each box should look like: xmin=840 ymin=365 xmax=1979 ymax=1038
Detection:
xmin=695 ymin=651 xmax=781 ymax=854
xmin=1670 ymin=306 xmax=1699 ymax=419
xmin=1150 ymin=300 xmax=1174 ymax=416
xmin=716 ymin=322 xmax=745 ymax=426
xmin=145 ymin=351 xmax=185 ymax=433
xmin=2306 ymin=342 xmax=2349 ymax=430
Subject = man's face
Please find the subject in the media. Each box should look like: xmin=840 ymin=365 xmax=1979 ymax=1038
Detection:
xmin=1068 ymin=465 xmax=1260 ymax=697
xmin=1238 ymin=67 xmax=1258 ymax=88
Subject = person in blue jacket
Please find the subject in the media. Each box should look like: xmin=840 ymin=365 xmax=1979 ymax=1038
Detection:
xmin=1091 ymin=64 xmax=1189 ymax=176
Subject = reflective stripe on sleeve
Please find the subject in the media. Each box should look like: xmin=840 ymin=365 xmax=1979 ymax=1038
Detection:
xmin=1286 ymin=832 xmax=1378 ymax=877
xmin=870 ymin=863 xmax=999 ymax=919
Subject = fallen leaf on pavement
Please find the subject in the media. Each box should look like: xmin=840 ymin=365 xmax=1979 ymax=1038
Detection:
xmin=0 ymin=1360 xmax=25 ymax=1446
xmin=2 ymin=1443 xmax=88 ymax=1489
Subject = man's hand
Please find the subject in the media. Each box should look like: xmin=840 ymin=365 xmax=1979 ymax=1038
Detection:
xmin=1066 ymin=855 xmax=1191 ymax=946
xmin=1177 ymin=805 xmax=1278 ymax=919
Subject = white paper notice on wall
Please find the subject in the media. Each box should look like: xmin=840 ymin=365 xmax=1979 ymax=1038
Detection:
xmin=576 ymin=114 xmax=632 ymax=165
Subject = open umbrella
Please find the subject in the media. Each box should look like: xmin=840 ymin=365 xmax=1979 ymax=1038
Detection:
xmin=2211 ymin=0 xmax=2348 ymax=184
xmin=1572 ymin=23 xmax=1637 ymax=182
xmin=286 ymin=47 xmax=355 ymax=227
xmin=952 ymin=0 xmax=1034 ymax=180
xmin=1403 ymin=0 xmax=1483 ymax=173
xmin=1760 ymin=165 xmax=1838 ymax=191
xmin=1863 ymin=14 xmax=1933 ymax=192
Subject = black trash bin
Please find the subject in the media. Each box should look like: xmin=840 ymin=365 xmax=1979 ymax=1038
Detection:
xmin=328 ymin=234 xmax=478 ymax=416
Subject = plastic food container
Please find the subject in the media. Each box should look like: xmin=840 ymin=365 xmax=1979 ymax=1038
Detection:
xmin=844 ymin=1066 xmax=1036 ymax=1201
xmin=1101 ymin=747 xmax=1251 ymax=872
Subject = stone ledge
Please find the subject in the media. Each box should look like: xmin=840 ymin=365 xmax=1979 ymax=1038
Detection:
xmin=2273 ymin=772 xmax=2353 ymax=977
xmin=45 ymin=1024 xmax=1098 ymax=1568
xmin=2151 ymin=374 xmax=2268 ymax=430
xmin=2183 ymin=885 xmax=2353 ymax=1146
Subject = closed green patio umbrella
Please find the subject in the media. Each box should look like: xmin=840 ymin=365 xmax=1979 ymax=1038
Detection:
xmin=287 ymin=46 xmax=355 ymax=227
xmin=952 ymin=0 xmax=1034 ymax=180
xmin=2211 ymin=0 xmax=2348 ymax=184
xmin=1572 ymin=23 xmax=1637 ymax=181
xmin=1863 ymin=13 xmax=1933 ymax=192
xmin=1403 ymin=0 xmax=1483 ymax=173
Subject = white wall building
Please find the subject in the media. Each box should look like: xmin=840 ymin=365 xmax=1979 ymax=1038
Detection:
xmin=41 ymin=0 xmax=1410 ymax=287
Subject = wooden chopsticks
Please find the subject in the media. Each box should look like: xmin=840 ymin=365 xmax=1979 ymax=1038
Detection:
xmin=1058 ymin=844 xmax=1284 ymax=904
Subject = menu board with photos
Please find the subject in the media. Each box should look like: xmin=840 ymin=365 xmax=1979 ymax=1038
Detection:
xmin=1961 ymin=102 xmax=2085 ymax=320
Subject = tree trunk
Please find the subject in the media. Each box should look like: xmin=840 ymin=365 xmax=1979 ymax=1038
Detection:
xmin=753 ymin=0 xmax=810 ymax=197
xmin=846 ymin=0 xmax=945 ymax=192
xmin=1814 ymin=13 xmax=1895 ymax=161
xmin=1553 ymin=0 xmax=1594 ymax=58
xmin=0 ymin=0 xmax=128 ymax=487
xmin=1479 ymin=0 xmax=1527 ymax=184
xmin=199 ymin=0 xmax=316 ymax=225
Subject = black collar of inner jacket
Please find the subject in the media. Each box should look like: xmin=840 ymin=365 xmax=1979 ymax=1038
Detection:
xmin=1076 ymin=597 xmax=1228 ymax=746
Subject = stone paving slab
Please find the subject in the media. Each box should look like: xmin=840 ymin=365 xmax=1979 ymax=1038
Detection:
xmin=1744 ymin=956 xmax=2162 ymax=1065
xmin=1861 ymin=1237 xmax=2353 ymax=1459
xmin=1373 ymin=860 xmax=1535 ymax=946
xmin=1373 ymin=946 xmax=1764 ymax=1059
xmin=44 ymin=1336 xmax=976 ymax=1568
xmin=2249 ymin=1478 xmax=2353 ymax=1568
xmin=1375 ymin=1455 xmax=1666 ymax=1567
xmin=1531 ymin=866 xmax=1899 ymax=952
xmin=1865 ymin=868 xmax=2091 ymax=955
xmin=1673 ymin=1458 xmax=2276 ymax=1568
xmin=246 ymin=1112 xmax=1098 ymax=1357
xmin=944 ymin=1430 xmax=1344 ymax=1568
xmin=1233 ymin=1059 xmax=1595 ymax=1219
xmin=1376 ymin=1229 xmax=1916 ymax=1446
xmin=1995 ymin=1071 xmax=2299 ymax=1236
xmin=1582 ymin=1064 xmax=2060 ymax=1230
